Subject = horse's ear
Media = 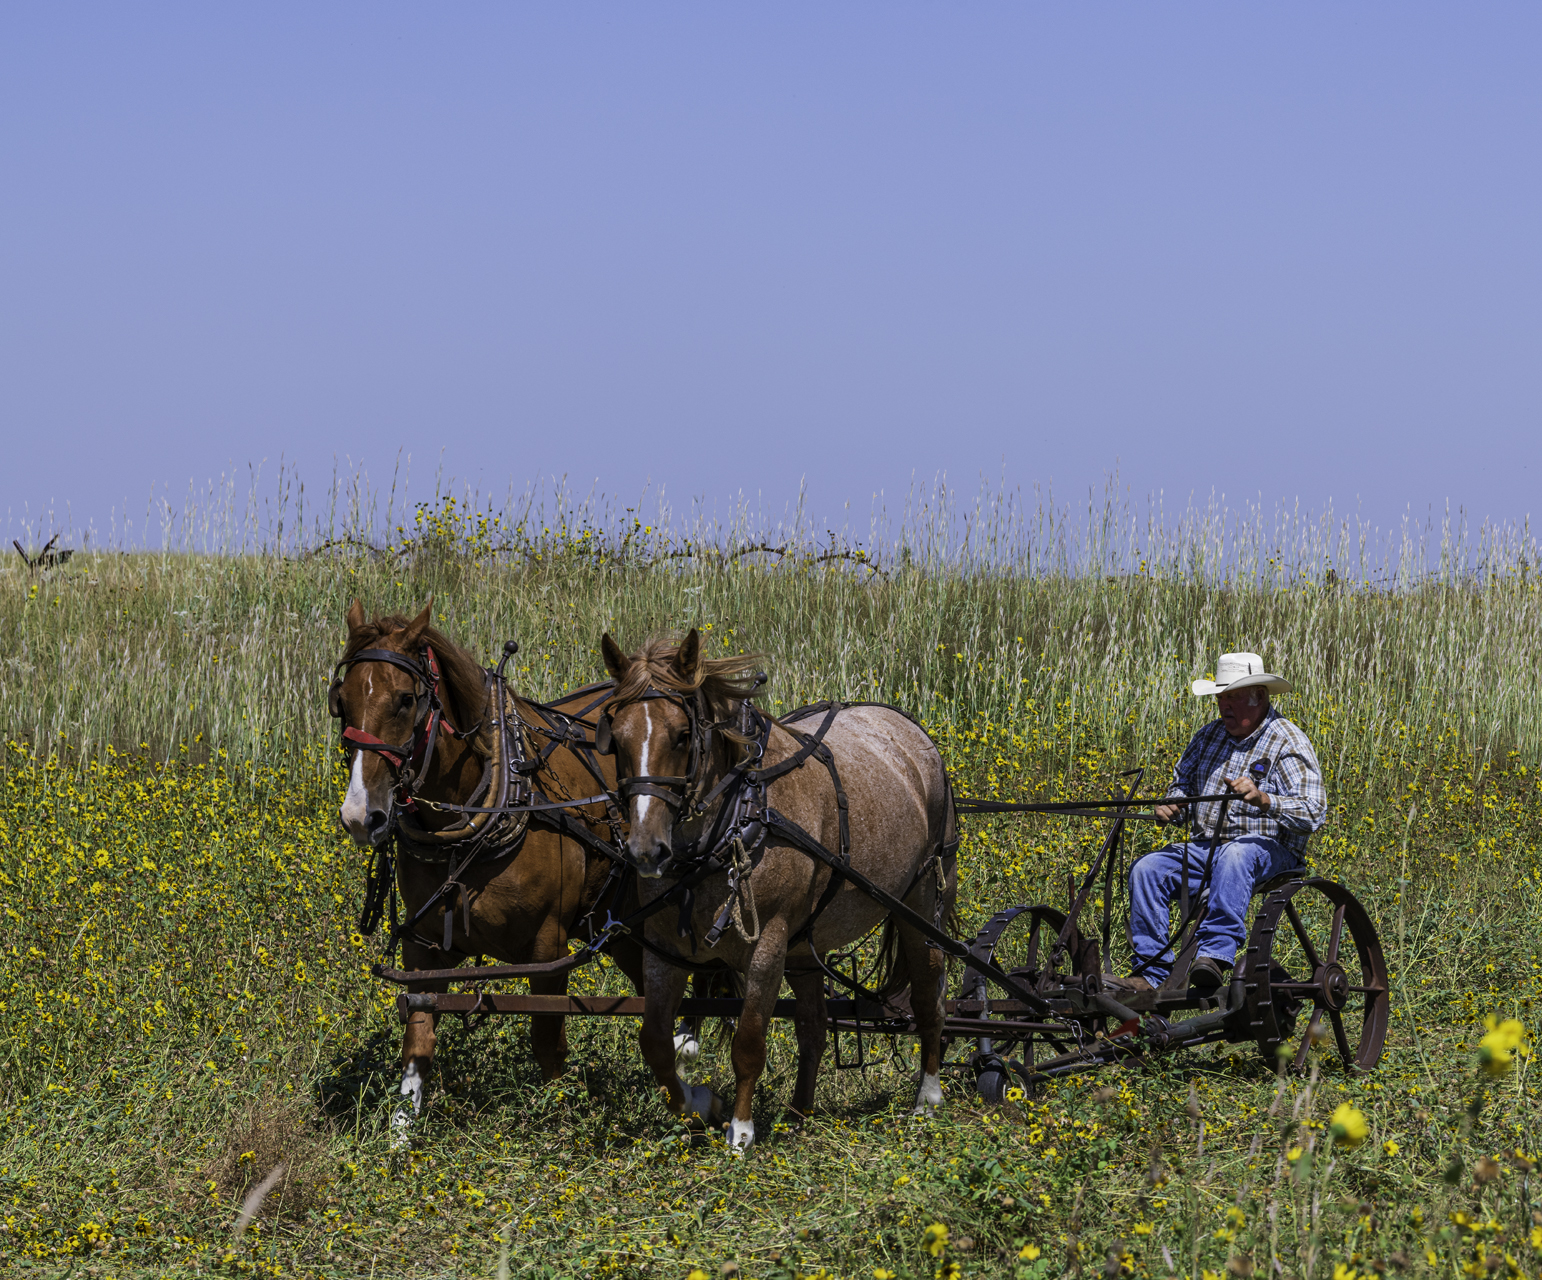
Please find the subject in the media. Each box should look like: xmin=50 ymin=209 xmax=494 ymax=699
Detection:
xmin=400 ymin=600 xmax=433 ymax=648
xmin=600 ymin=633 xmax=628 ymax=681
xmin=346 ymin=598 xmax=367 ymax=634
xmin=672 ymin=628 xmax=701 ymax=681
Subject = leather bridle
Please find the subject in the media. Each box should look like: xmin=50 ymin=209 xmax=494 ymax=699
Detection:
xmin=593 ymin=681 xmax=768 ymax=864
xmin=328 ymin=644 xmax=480 ymax=815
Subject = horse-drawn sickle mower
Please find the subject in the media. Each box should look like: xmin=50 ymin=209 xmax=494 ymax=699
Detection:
xmin=354 ymin=631 xmax=1390 ymax=1102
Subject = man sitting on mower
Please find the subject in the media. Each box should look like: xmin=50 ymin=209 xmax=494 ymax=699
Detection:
xmin=1108 ymin=651 xmax=1326 ymax=997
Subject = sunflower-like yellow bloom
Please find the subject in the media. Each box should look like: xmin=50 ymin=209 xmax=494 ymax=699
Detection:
xmin=1478 ymin=1016 xmax=1530 ymax=1077
xmin=922 ymin=1223 xmax=950 ymax=1258
xmin=1329 ymin=1102 xmax=1369 ymax=1148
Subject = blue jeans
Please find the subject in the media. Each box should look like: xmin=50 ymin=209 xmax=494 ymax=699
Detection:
xmin=1128 ymin=838 xmax=1302 ymax=985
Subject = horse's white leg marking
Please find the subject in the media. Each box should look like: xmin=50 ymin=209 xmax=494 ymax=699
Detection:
xmin=400 ymin=1060 xmax=424 ymax=1112
xmin=676 ymin=1074 xmax=715 ymax=1123
xmin=341 ymin=752 xmax=369 ymax=831
xmin=391 ymin=1061 xmax=424 ymax=1147
xmin=728 ymin=1117 xmax=755 ymax=1150
xmin=673 ymin=1019 xmax=700 ymax=1064
xmin=913 ymin=1071 xmax=942 ymax=1117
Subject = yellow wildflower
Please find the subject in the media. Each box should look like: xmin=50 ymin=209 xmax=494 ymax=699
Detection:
xmin=1019 ymin=1243 xmax=1042 ymax=1261
xmin=1329 ymin=1102 xmax=1368 ymax=1148
xmin=922 ymin=1222 xmax=950 ymax=1258
xmin=1383 ymin=1140 xmax=1400 ymax=1157
xmin=1478 ymin=1016 xmax=1529 ymax=1077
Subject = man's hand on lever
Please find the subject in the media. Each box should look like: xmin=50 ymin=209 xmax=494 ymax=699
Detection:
xmin=1154 ymin=798 xmax=1189 ymax=824
xmin=1224 ymin=773 xmax=1271 ymax=810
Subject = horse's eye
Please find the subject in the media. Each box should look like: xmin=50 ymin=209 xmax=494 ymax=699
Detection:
xmin=398 ymin=691 xmax=414 ymax=712
xmin=675 ymin=730 xmax=691 ymax=750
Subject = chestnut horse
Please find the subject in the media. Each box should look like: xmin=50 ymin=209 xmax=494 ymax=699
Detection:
xmin=598 ymin=630 xmax=957 ymax=1148
xmin=334 ymin=601 xmax=641 ymax=1136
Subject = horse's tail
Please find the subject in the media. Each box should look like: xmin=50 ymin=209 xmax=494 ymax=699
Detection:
xmin=703 ymin=967 xmax=744 ymax=1046
xmin=874 ymin=916 xmax=908 ymax=1002
xmin=873 ymin=880 xmax=961 ymax=1002
xmin=877 ymin=769 xmax=961 ymax=1002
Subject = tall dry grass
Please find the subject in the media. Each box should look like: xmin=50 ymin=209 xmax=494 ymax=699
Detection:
xmin=3 ymin=471 xmax=1539 ymax=790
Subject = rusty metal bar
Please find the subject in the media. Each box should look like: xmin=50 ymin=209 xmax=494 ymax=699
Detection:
xmin=394 ymin=992 xmax=1054 ymax=1023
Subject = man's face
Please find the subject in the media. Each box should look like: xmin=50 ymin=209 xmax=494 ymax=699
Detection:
xmin=1217 ymin=687 xmax=1268 ymax=739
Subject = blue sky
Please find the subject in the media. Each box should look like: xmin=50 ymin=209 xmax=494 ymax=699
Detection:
xmin=3 ymin=5 xmax=1539 ymax=543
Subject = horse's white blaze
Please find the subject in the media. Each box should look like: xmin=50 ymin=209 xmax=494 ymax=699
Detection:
xmin=341 ymin=752 xmax=370 ymax=833
xmin=728 ymin=1117 xmax=755 ymax=1150
xmin=913 ymin=1071 xmax=942 ymax=1116
xmin=635 ymin=702 xmax=658 ymax=828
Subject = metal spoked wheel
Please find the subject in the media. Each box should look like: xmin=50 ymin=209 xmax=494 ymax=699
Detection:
xmin=961 ymin=904 xmax=1099 ymax=1102
xmin=1242 ymin=877 xmax=1390 ymax=1074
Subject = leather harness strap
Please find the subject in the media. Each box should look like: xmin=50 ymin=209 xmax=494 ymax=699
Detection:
xmin=335 ymin=636 xmax=629 ymax=958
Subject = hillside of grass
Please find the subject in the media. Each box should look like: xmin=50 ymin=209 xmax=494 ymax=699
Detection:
xmin=0 ymin=484 xmax=1539 ymax=1279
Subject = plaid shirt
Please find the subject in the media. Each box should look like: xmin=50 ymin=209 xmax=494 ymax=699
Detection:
xmin=1165 ymin=705 xmax=1326 ymax=856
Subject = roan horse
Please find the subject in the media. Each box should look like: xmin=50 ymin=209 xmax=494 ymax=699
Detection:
xmin=597 ymin=629 xmax=958 ymax=1148
xmin=333 ymin=601 xmax=642 ymax=1135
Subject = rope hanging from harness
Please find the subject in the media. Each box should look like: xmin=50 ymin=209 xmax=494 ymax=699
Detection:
xmin=704 ymin=835 xmax=761 ymax=947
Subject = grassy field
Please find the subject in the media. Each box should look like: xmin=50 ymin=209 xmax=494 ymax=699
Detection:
xmin=1 ymin=482 xmax=1539 ymax=1279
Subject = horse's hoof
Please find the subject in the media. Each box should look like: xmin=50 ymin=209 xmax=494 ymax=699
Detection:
xmin=673 ymin=1031 xmax=701 ymax=1065
xmin=726 ymin=1116 xmax=755 ymax=1150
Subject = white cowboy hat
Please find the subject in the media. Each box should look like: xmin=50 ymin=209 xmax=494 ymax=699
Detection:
xmin=1191 ymin=651 xmax=1293 ymax=698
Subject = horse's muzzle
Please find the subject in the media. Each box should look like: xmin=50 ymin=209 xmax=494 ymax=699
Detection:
xmin=340 ymin=802 xmax=394 ymax=848
xmin=627 ymin=838 xmax=673 ymax=879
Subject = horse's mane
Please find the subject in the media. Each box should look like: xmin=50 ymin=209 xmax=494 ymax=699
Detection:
xmin=344 ymin=614 xmax=494 ymax=759
xmin=608 ymin=635 xmax=765 ymax=720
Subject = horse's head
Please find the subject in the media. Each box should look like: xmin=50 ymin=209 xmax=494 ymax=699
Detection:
xmin=333 ymin=599 xmax=436 ymax=846
xmin=599 ymin=629 xmax=764 ymax=878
